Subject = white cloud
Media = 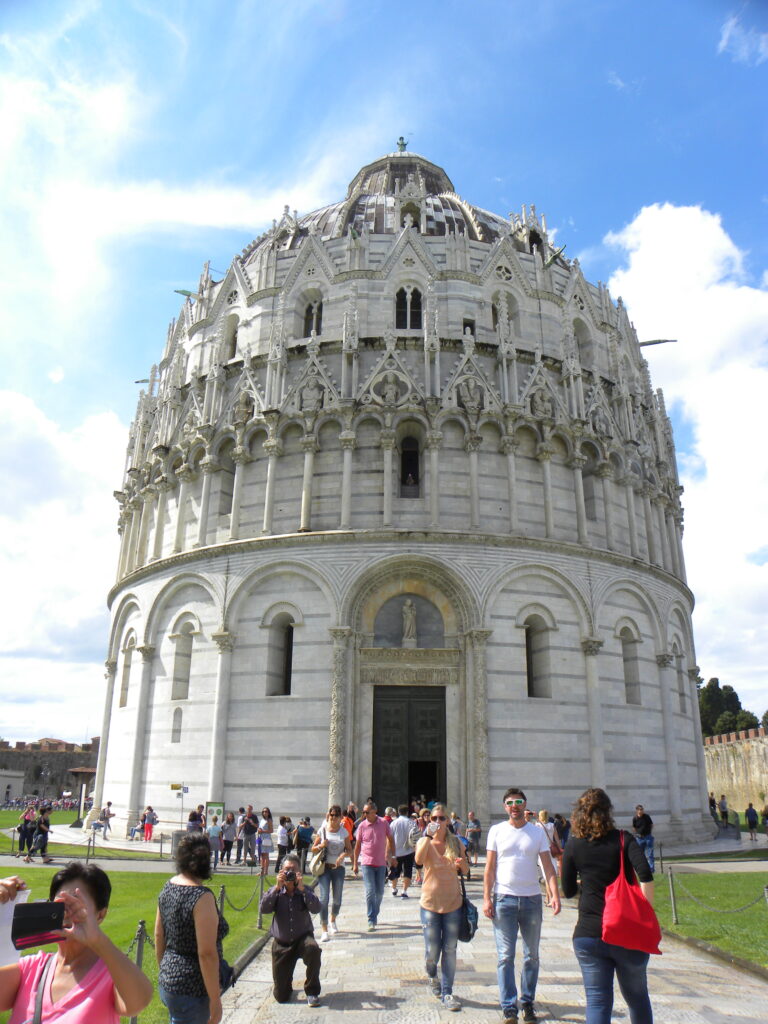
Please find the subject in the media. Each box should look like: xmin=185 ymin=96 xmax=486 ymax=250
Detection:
xmin=605 ymin=204 xmax=768 ymax=717
xmin=48 ymin=367 xmax=65 ymax=383
xmin=718 ymin=14 xmax=768 ymax=66
xmin=0 ymin=392 xmax=127 ymax=741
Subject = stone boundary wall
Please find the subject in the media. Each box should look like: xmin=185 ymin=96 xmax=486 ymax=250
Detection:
xmin=704 ymin=728 xmax=768 ymax=813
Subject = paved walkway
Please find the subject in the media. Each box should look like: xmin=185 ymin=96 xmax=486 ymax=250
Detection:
xmin=221 ymin=870 xmax=768 ymax=1024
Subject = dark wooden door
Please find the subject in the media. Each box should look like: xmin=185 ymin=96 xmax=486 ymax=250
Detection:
xmin=371 ymin=686 xmax=446 ymax=810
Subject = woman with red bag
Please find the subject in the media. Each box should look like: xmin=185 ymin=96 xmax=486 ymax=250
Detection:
xmin=561 ymin=788 xmax=656 ymax=1024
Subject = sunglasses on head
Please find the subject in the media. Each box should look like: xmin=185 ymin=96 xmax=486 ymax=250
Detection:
xmin=505 ymin=798 xmax=525 ymax=806
xmin=430 ymin=815 xmax=447 ymax=821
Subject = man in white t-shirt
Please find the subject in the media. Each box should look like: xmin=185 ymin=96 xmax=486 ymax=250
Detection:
xmin=483 ymin=787 xmax=560 ymax=1024
xmin=389 ymin=804 xmax=416 ymax=898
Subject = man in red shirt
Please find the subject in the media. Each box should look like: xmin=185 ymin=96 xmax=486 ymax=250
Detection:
xmin=352 ymin=802 xmax=396 ymax=931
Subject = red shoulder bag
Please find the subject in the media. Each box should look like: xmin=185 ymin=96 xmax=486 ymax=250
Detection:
xmin=601 ymin=830 xmax=662 ymax=955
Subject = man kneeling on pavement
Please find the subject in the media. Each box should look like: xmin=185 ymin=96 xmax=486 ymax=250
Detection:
xmin=260 ymin=853 xmax=322 ymax=1007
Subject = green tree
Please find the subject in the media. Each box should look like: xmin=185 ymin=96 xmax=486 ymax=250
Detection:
xmin=735 ymin=710 xmax=759 ymax=731
xmin=698 ymin=678 xmax=724 ymax=736
xmin=713 ymin=711 xmax=737 ymax=734
xmin=721 ymin=684 xmax=742 ymax=715
xmin=762 ymin=709 xmax=768 ymax=731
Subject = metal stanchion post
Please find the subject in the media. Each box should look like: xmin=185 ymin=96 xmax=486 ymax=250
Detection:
xmin=129 ymin=921 xmax=146 ymax=1024
xmin=159 ymin=833 xmax=164 ymax=860
xmin=764 ymin=885 xmax=768 ymax=908
xmin=668 ymin=868 xmax=678 ymax=925
xmin=218 ymin=885 xmax=225 ymax=915
xmin=658 ymin=840 xmax=663 ymax=874
xmin=257 ymin=872 xmax=265 ymax=930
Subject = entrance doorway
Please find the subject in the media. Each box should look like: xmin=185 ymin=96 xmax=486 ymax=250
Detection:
xmin=372 ymin=685 xmax=446 ymax=811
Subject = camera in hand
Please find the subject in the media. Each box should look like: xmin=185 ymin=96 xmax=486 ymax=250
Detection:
xmin=283 ymin=869 xmax=296 ymax=882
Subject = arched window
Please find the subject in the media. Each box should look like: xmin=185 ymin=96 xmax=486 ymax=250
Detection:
xmin=217 ymin=444 xmax=236 ymax=517
xmin=304 ymin=301 xmax=323 ymax=337
xmin=524 ymin=615 xmax=551 ymax=698
xmin=171 ymin=707 xmax=182 ymax=743
xmin=119 ymin=635 xmax=136 ymax=708
xmin=574 ymin=319 xmax=594 ymax=369
xmin=400 ymin=437 xmax=420 ymax=497
xmin=266 ymin=613 xmax=294 ymax=696
xmin=620 ymin=627 xmax=641 ymax=705
xmin=222 ymin=314 xmax=239 ymax=361
xmin=395 ymin=287 xmax=422 ymax=330
xmin=529 ymin=229 xmax=542 ymax=254
xmin=492 ymin=292 xmax=520 ymax=337
xmin=171 ymin=621 xmax=196 ymax=700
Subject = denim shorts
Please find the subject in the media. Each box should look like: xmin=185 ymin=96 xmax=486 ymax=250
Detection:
xmin=159 ymin=986 xmax=210 ymax=1024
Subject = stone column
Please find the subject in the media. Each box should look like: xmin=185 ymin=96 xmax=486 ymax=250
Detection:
xmin=208 ymin=630 xmax=235 ymax=800
xmin=299 ymin=436 xmax=318 ymax=532
xmin=261 ymin=439 xmax=282 ymax=535
xmin=92 ymin=660 xmax=117 ymax=814
xmin=674 ymin=512 xmax=687 ymax=581
xmin=665 ymin=508 xmax=681 ymax=577
xmin=641 ymin=487 xmax=658 ymax=564
xmin=125 ymin=644 xmax=156 ymax=830
xmin=621 ymin=478 xmax=640 ymax=558
xmin=150 ymin=482 xmax=170 ymax=561
xmin=501 ymin=437 xmax=518 ymax=533
xmin=597 ymin=463 xmax=615 ymax=550
xmin=467 ymin=629 xmax=492 ymax=827
xmin=339 ymin=433 xmax=356 ymax=530
xmin=688 ymin=666 xmax=709 ymax=811
xmin=465 ymin=434 xmax=481 ymax=529
xmin=116 ymin=511 xmax=131 ymax=580
xmin=581 ymin=639 xmax=606 ymax=787
xmin=537 ymin=444 xmax=555 ymax=538
xmin=381 ymin=431 xmax=395 ymax=528
xmin=135 ymin=488 xmax=155 ymax=567
xmin=228 ymin=447 xmax=249 ymax=541
xmin=655 ymin=498 xmax=671 ymax=572
xmin=570 ymin=455 xmax=589 ymax=545
xmin=195 ymin=460 xmax=215 ymax=548
xmin=328 ymin=628 xmax=351 ymax=808
xmin=656 ymin=653 xmax=683 ymax=820
xmin=426 ymin=432 xmax=442 ymax=529
xmin=172 ymin=470 xmax=193 ymax=554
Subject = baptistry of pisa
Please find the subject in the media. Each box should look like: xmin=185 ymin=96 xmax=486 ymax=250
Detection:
xmin=94 ymin=150 xmax=712 ymax=840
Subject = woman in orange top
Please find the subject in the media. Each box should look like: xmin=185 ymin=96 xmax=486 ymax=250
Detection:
xmin=414 ymin=803 xmax=468 ymax=1012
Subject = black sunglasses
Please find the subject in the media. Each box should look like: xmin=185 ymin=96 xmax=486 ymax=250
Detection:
xmin=430 ymin=815 xmax=447 ymax=821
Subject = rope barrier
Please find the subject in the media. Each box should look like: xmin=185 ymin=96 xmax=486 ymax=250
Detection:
xmin=673 ymin=875 xmax=767 ymax=914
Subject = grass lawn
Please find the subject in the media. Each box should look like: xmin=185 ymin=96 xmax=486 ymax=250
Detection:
xmin=665 ymin=847 xmax=768 ymax=862
xmin=655 ymin=870 xmax=768 ymax=968
xmin=0 ymin=810 xmax=167 ymax=862
xmin=0 ymin=867 xmax=271 ymax=1024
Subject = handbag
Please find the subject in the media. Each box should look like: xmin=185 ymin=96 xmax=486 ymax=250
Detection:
xmin=601 ymin=831 xmax=662 ymax=955
xmin=457 ymin=875 xmax=478 ymax=943
xmin=308 ymin=829 xmax=327 ymax=877
xmin=219 ymin=956 xmax=235 ymax=993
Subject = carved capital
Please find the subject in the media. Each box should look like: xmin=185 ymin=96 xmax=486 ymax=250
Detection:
xmin=596 ymin=462 xmax=613 ymax=480
xmin=137 ymin=644 xmax=156 ymax=663
xmin=425 ymin=431 xmax=443 ymax=450
xmin=569 ymin=455 xmax=587 ymax=471
xmin=467 ymin=629 xmax=493 ymax=646
xmin=464 ymin=434 xmax=482 ymax=453
xmin=581 ymin=637 xmax=604 ymax=656
xmin=380 ymin=430 xmax=396 ymax=450
xmin=656 ymin=653 xmax=674 ymax=668
xmin=212 ymin=630 xmax=235 ymax=652
xmin=263 ymin=439 xmax=283 ymax=457
xmin=500 ymin=436 xmax=518 ymax=455
xmin=329 ymin=627 xmax=352 ymax=646
xmin=232 ymin=446 xmax=250 ymax=465
xmin=104 ymin=659 xmax=117 ymax=678
xmin=339 ymin=432 xmax=357 ymax=451
xmin=301 ymin=435 xmax=319 ymax=454
xmin=687 ymin=665 xmax=702 ymax=683
xmin=536 ymin=443 xmax=555 ymax=462
xmin=201 ymin=457 xmax=219 ymax=475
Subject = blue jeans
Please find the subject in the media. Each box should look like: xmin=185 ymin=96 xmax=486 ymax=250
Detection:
xmin=159 ymin=986 xmax=209 ymax=1024
xmin=635 ymin=835 xmax=654 ymax=872
xmin=317 ymin=865 xmax=346 ymax=925
xmin=492 ymin=893 xmax=542 ymax=1013
xmin=420 ymin=906 xmax=462 ymax=996
xmin=573 ymin=936 xmax=653 ymax=1024
xmin=361 ymin=864 xmax=386 ymax=923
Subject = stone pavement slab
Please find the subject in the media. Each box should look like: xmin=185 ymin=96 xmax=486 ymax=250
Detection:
xmin=220 ymin=872 xmax=768 ymax=1023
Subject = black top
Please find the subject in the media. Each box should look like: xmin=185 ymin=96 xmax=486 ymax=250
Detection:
xmin=561 ymin=829 xmax=653 ymax=938
xmin=158 ymin=882 xmax=229 ymax=996
xmin=632 ymin=813 xmax=653 ymax=836
xmin=260 ymin=885 xmax=320 ymax=944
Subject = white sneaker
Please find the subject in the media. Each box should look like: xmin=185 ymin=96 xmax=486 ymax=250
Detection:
xmin=329 ymin=921 xmax=338 ymax=934
xmin=442 ymin=993 xmax=461 ymax=1011
xmin=320 ymin=931 xmax=330 ymax=942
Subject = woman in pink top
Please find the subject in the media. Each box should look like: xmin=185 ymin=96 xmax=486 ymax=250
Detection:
xmin=0 ymin=864 xmax=152 ymax=1023
xmin=414 ymin=803 xmax=469 ymax=1013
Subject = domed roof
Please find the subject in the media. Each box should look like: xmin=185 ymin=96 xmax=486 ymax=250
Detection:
xmin=242 ymin=152 xmax=510 ymax=262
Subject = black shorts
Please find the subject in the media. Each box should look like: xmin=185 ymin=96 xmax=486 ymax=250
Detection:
xmin=391 ymin=852 xmax=415 ymax=879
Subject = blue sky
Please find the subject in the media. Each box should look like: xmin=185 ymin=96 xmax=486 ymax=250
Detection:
xmin=1 ymin=0 xmax=767 ymax=742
